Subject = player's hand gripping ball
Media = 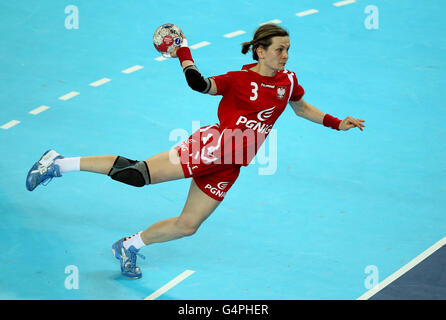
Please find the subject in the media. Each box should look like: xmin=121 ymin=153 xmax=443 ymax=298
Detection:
xmin=153 ymin=23 xmax=184 ymax=58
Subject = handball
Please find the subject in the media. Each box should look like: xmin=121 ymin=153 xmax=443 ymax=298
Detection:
xmin=153 ymin=23 xmax=184 ymax=58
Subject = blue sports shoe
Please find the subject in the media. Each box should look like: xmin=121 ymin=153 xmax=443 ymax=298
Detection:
xmin=112 ymin=239 xmax=145 ymax=279
xmin=26 ymin=150 xmax=63 ymax=191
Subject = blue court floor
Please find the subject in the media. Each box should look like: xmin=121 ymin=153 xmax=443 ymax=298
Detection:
xmin=1 ymin=0 xmax=445 ymax=300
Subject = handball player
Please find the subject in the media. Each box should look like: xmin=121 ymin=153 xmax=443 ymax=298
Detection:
xmin=26 ymin=24 xmax=365 ymax=279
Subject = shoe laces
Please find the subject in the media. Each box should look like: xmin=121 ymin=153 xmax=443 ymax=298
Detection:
xmin=32 ymin=164 xmax=48 ymax=175
xmin=127 ymin=247 xmax=145 ymax=270
xmin=34 ymin=164 xmax=56 ymax=186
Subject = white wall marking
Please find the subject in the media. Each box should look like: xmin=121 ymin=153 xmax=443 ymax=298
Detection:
xmin=224 ymin=30 xmax=246 ymax=38
xmin=260 ymin=19 xmax=282 ymax=25
xmin=333 ymin=0 xmax=356 ymax=7
xmin=357 ymin=237 xmax=446 ymax=300
xmin=144 ymin=270 xmax=195 ymax=300
xmin=89 ymin=78 xmax=111 ymax=87
xmin=29 ymin=105 xmax=50 ymax=115
xmin=1 ymin=120 xmax=20 ymax=130
xmin=296 ymin=9 xmax=319 ymax=17
xmin=122 ymin=65 xmax=144 ymax=74
xmin=190 ymin=41 xmax=211 ymax=50
xmin=58 ymin=91 xmax=80 ymax=101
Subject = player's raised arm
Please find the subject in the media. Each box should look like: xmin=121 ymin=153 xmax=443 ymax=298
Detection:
xmin=171 ymin=38 xmax=218 ymax=95
xmin=289 ymin=99 xmax=365 ymax=131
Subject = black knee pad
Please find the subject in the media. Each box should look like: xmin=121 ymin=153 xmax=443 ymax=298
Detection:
xmin=108 ymin=156 xmax=151 ymax=187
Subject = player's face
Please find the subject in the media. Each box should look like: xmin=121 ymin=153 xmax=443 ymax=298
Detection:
xmin=260 ymin=36 xmax=290 ymax=71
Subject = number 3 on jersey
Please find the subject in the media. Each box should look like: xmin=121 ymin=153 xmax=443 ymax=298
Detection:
xmin=250 ymin=82 xmax=258 ymax=101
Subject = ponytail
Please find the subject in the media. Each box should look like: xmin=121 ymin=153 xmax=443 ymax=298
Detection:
xmin=240 ymin=23 xmax=289 ymax=61
xmin=241 ymin=41 xmax=252 ymax=55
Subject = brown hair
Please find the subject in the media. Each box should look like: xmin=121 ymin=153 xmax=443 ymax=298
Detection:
xmin=241 ymin=23 xmax=289 ymax=61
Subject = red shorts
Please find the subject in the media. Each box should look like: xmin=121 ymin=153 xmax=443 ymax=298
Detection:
xmin=175 ymin=124 xmax=241 ymax=201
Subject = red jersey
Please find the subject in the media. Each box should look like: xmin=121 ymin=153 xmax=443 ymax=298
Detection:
xmin=213 ymin=63 xmax=304 ymax=129
xmin=185 ymin=63 xmax=305 ymax=167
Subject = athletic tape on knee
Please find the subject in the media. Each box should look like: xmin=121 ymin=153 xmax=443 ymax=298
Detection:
xmin=108 ymin=156 xmax=151 ymax=187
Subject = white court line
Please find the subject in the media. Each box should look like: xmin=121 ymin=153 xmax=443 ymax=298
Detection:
xmin=333 ymin=0 xmax=356 ymax=7
xmin=1 ymin=120 xmax=20 ymax=130
xmin=190 ymin=41 xmax=211 ymax=50
xmin=155 ymin=56 xmax=167 ymax=61
xmin=260 ymin=19 xmax=282 ymax=25
xmin=144 ymin=270 xmax=195 ymax=300
xmin=296 ymin=9 xmax=319 ymax=17
xmin=58 ymin=91 xmax=79 ymax=101
xmin=122 ymin=65 xmax=144 ymax=74
xmin=89 ymin=78 xmax=111 ymax=87
xmin=357 ymin=237 xmax=446 ymax=300
xmin=224 ymin=30 xmax=246 ymax=38
xmin=29 ymin=105 xmax=50 ymax=115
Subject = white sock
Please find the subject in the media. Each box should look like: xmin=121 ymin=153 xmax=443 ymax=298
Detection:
xmin=123 ymin=232 xmax=146 ymax=250
xmin=54 ymin=157 xmax=80 ymax=173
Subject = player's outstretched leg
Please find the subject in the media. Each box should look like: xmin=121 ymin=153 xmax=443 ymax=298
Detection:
xmin=112 ymin=179 xmax=221 ymax=279
xmin=26 ymin=149 xmax=185 ymax=191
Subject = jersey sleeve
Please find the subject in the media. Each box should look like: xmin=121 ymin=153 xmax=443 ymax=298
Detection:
xmin=210 ymin=73 xmax=232 ymax=96
xmin=289 ymin=72 xmax=305 ymax=101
